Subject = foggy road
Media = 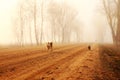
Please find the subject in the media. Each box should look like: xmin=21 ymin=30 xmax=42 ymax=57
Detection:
xmin=0 ymin=44 xmax=119 ymax=80
xmin=0 ymin=0 xmax=120 ymax=80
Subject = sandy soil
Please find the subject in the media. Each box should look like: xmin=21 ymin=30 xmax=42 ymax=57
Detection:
xmin=0 ymin=44 xmax=119 ymax=80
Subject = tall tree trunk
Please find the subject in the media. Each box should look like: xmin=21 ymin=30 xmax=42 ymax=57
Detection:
xmin=20 ymin=5 xmax=24 ymax=46
xmin=29 ymin=19 xmax=32 ymax=45
xmin=40 ymin=0 xmax=43 ymax=44
xmin=62 ymin=28 xmax=65 ymax=43
xmin=116 ymin=0 xmax=120 ymax=46
xmin=34 ymin=0 xmax=39 ymax=45
xmin=116 ymin=25 xmax=120 ymax=46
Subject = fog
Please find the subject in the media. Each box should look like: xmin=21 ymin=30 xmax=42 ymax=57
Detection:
xmin=0 ymin=0 xmax=113 ymax=45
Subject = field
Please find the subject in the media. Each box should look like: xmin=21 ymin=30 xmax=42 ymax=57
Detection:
xmin=0 ymin=44 xmax=120 ymax=80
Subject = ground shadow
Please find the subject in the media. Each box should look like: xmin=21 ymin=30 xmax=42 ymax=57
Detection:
xmin=97 ymin=44 xmax=120 ymax=80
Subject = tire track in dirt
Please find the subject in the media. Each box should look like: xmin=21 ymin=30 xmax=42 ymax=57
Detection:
xmin=26 ymin=44 xmax=98 ymax=80
xmin=0 ymin=45 xmax=82 ymax=80
xmin=0 ymin=44 xmax=71 ymax=61
xmin=11 ymin=45 xmax=83 ymax=80
xmin=25 ymin=47 xmax=87 ymax=80
xmin=60 ymin=45 xmax=120 ymax=80
xmin=61 ymin=47 xmax=99 ymax=80
xmin=0 ymin=44 xmax=76 ymax=67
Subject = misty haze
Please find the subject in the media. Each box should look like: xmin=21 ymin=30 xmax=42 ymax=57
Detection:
xmin=0 ymin=0 xmax=120 ymax=80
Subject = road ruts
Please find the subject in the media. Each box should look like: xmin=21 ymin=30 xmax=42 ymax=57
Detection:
xmin=0 ymin=44 xmax=84 ymax=80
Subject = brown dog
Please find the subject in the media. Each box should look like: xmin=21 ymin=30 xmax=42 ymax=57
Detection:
xmin=47 ymin=42 xmax=53 ymax=51
xmin=88 ymin=45 xmax=91 ymax=50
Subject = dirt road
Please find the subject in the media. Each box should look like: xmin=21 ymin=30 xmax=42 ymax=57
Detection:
xmin=0 ymin=44 xmax=119 ymax=80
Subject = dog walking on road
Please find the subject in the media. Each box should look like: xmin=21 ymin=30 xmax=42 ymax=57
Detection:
xmin=47 ymin=42 xmax=53 ymax=51
xmin=88 ymin=45 xmax=91 ymax=50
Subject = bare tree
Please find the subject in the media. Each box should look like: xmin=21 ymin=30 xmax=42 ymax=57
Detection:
xmin=102 ymin=0 xmax=120 ymax=46
xmin=13 ymin=0 xmax=82 ymax=45
xmin=13 ymin=0 xmax=45 ymax=45
xmin=116 ymin=0 xmax=120 ymax=46
xmin=34 ymin=0 xmax=39 ymax=45
xmin=33 ymin=0 xmax=44 ymax=45
xmin=14 ymin=0 xmax=25 ymax=46
xmin=24 ymin=0 xmax=34 ymax=45
xmin=48 ymin=1 xmax=78 ymax=43
xmin=13 ymin=0 xmax=35 ymax=46
xmin=40 ymin=0 xmax=44 ymax=44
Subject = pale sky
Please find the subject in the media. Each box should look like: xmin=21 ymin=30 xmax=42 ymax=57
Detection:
xmin=0 ymin=0 xmax=112 ymax=45
xmin=0 ymin=0 xmax=18 ymax=45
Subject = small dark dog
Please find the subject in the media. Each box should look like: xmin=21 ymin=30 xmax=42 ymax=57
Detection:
xmin=88 ymin=45 xmax=91 ymax=50
xmin=47 ymin=42 xmax=53 ymax=51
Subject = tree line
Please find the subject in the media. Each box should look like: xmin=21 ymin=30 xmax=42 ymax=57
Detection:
xmin=102 ymin=0 xmax=120 ymax=46
xmin=13 ymin=0 xmax=82 ymax=46
xmin=13 ymin=0 xmax=120 ymax=46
